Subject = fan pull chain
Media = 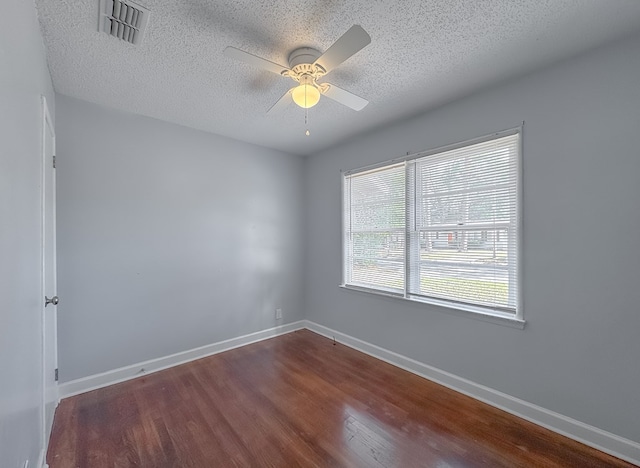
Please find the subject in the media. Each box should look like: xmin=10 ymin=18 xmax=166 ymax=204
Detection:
xmin=305 ymin=105 xmax=310 ymax=136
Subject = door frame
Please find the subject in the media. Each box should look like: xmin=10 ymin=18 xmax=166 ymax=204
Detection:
xmin=40 ymin=95 xmax=58 ymax=461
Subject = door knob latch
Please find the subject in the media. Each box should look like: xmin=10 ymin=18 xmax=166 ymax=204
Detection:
xmin=45 ymin=295 xmax=59 ymax=307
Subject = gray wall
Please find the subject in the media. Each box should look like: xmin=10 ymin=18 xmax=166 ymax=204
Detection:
xmin=56 ymin=95 xmax=305 ymax=382
xmin=0 ymin=0 xmax=55 ymax=466
xmin=304 ymin=32 xmax=640 ymax=442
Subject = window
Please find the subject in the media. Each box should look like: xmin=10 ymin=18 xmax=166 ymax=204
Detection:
xmin=342 ymin=129 xmax=521 ymax=319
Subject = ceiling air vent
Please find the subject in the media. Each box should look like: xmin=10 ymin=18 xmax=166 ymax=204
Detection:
xmin=98 ymin=0 xmax=149 ymax=45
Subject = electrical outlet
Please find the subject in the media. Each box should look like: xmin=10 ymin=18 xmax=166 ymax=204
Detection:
xmin=275 ymin=308 xmax=282 ymax=320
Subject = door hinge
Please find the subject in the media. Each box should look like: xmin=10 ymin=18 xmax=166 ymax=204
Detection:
xmin=54 ymin=368 xmax=59 ymax=381
xmin=52 ymin=155 xmax=56 ymax=168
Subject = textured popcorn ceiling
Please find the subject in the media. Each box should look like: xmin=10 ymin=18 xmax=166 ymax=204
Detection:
xmin=35 ymin=0 xmax=640 ymax=156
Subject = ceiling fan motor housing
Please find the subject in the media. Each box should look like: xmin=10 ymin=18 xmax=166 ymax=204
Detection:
xmin=288 ymin=47 xmax=322 ymax=68
xmin=284 ymin=47 xmax=326 ymax=93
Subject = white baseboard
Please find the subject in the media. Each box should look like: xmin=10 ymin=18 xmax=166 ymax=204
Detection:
xmin=58 ymin=321 xmax=305 ymax=399
xmin=303 ymin=320 xmax=640 ymax=466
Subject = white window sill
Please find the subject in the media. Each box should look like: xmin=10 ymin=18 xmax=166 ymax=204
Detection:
xmin=339 ymin=284 xmax=526 ymax=329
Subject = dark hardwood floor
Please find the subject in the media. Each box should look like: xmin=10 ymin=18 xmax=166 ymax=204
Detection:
xmin=48 ymin=329 xmax=635 ymax=467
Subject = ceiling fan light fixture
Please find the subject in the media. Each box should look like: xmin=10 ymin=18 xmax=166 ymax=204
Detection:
xmin=292 ymin=83 xmax=320 ymax=109
xmin=224 ymin=25 xmax=371 ymax=113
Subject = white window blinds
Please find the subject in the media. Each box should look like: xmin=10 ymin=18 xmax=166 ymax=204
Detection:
xmin=343 ymin=163 xmax=406 ymax=294
xmin=343 ymin=131 xmax=520 ymax=315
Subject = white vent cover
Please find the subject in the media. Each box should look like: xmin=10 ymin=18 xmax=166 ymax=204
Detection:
xmin=98 ymin=0 xmax=149 ymax=45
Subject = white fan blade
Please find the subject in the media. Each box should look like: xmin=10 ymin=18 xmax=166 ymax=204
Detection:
xmin=267 ymin=88 xmax=294 ymax=114
xmin=224 ymin=47 xmax=291 ymax=75
xmin=313 ymin=25 xmax=371 ymax=74
xmin=321 ymin=83 xmax=368 ymax=111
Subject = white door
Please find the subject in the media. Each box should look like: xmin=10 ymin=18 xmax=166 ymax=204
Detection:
xmin=41 ymin=96 xmax=58 ymax=446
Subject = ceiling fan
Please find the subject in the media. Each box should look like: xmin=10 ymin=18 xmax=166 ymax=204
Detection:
xmin=224 ymin=25 xmax=371 ymax=113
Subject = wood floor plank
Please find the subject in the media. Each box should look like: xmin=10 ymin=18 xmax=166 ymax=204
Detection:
xmin=48 ymin=330 xmax=636 ymax=467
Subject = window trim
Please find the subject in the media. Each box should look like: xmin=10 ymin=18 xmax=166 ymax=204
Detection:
xmin=341 ymin=126 xmax=524 ymax=326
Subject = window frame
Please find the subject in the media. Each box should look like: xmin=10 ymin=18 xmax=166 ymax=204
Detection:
xmin=341 ymin=127 xmax=524 ymax=328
